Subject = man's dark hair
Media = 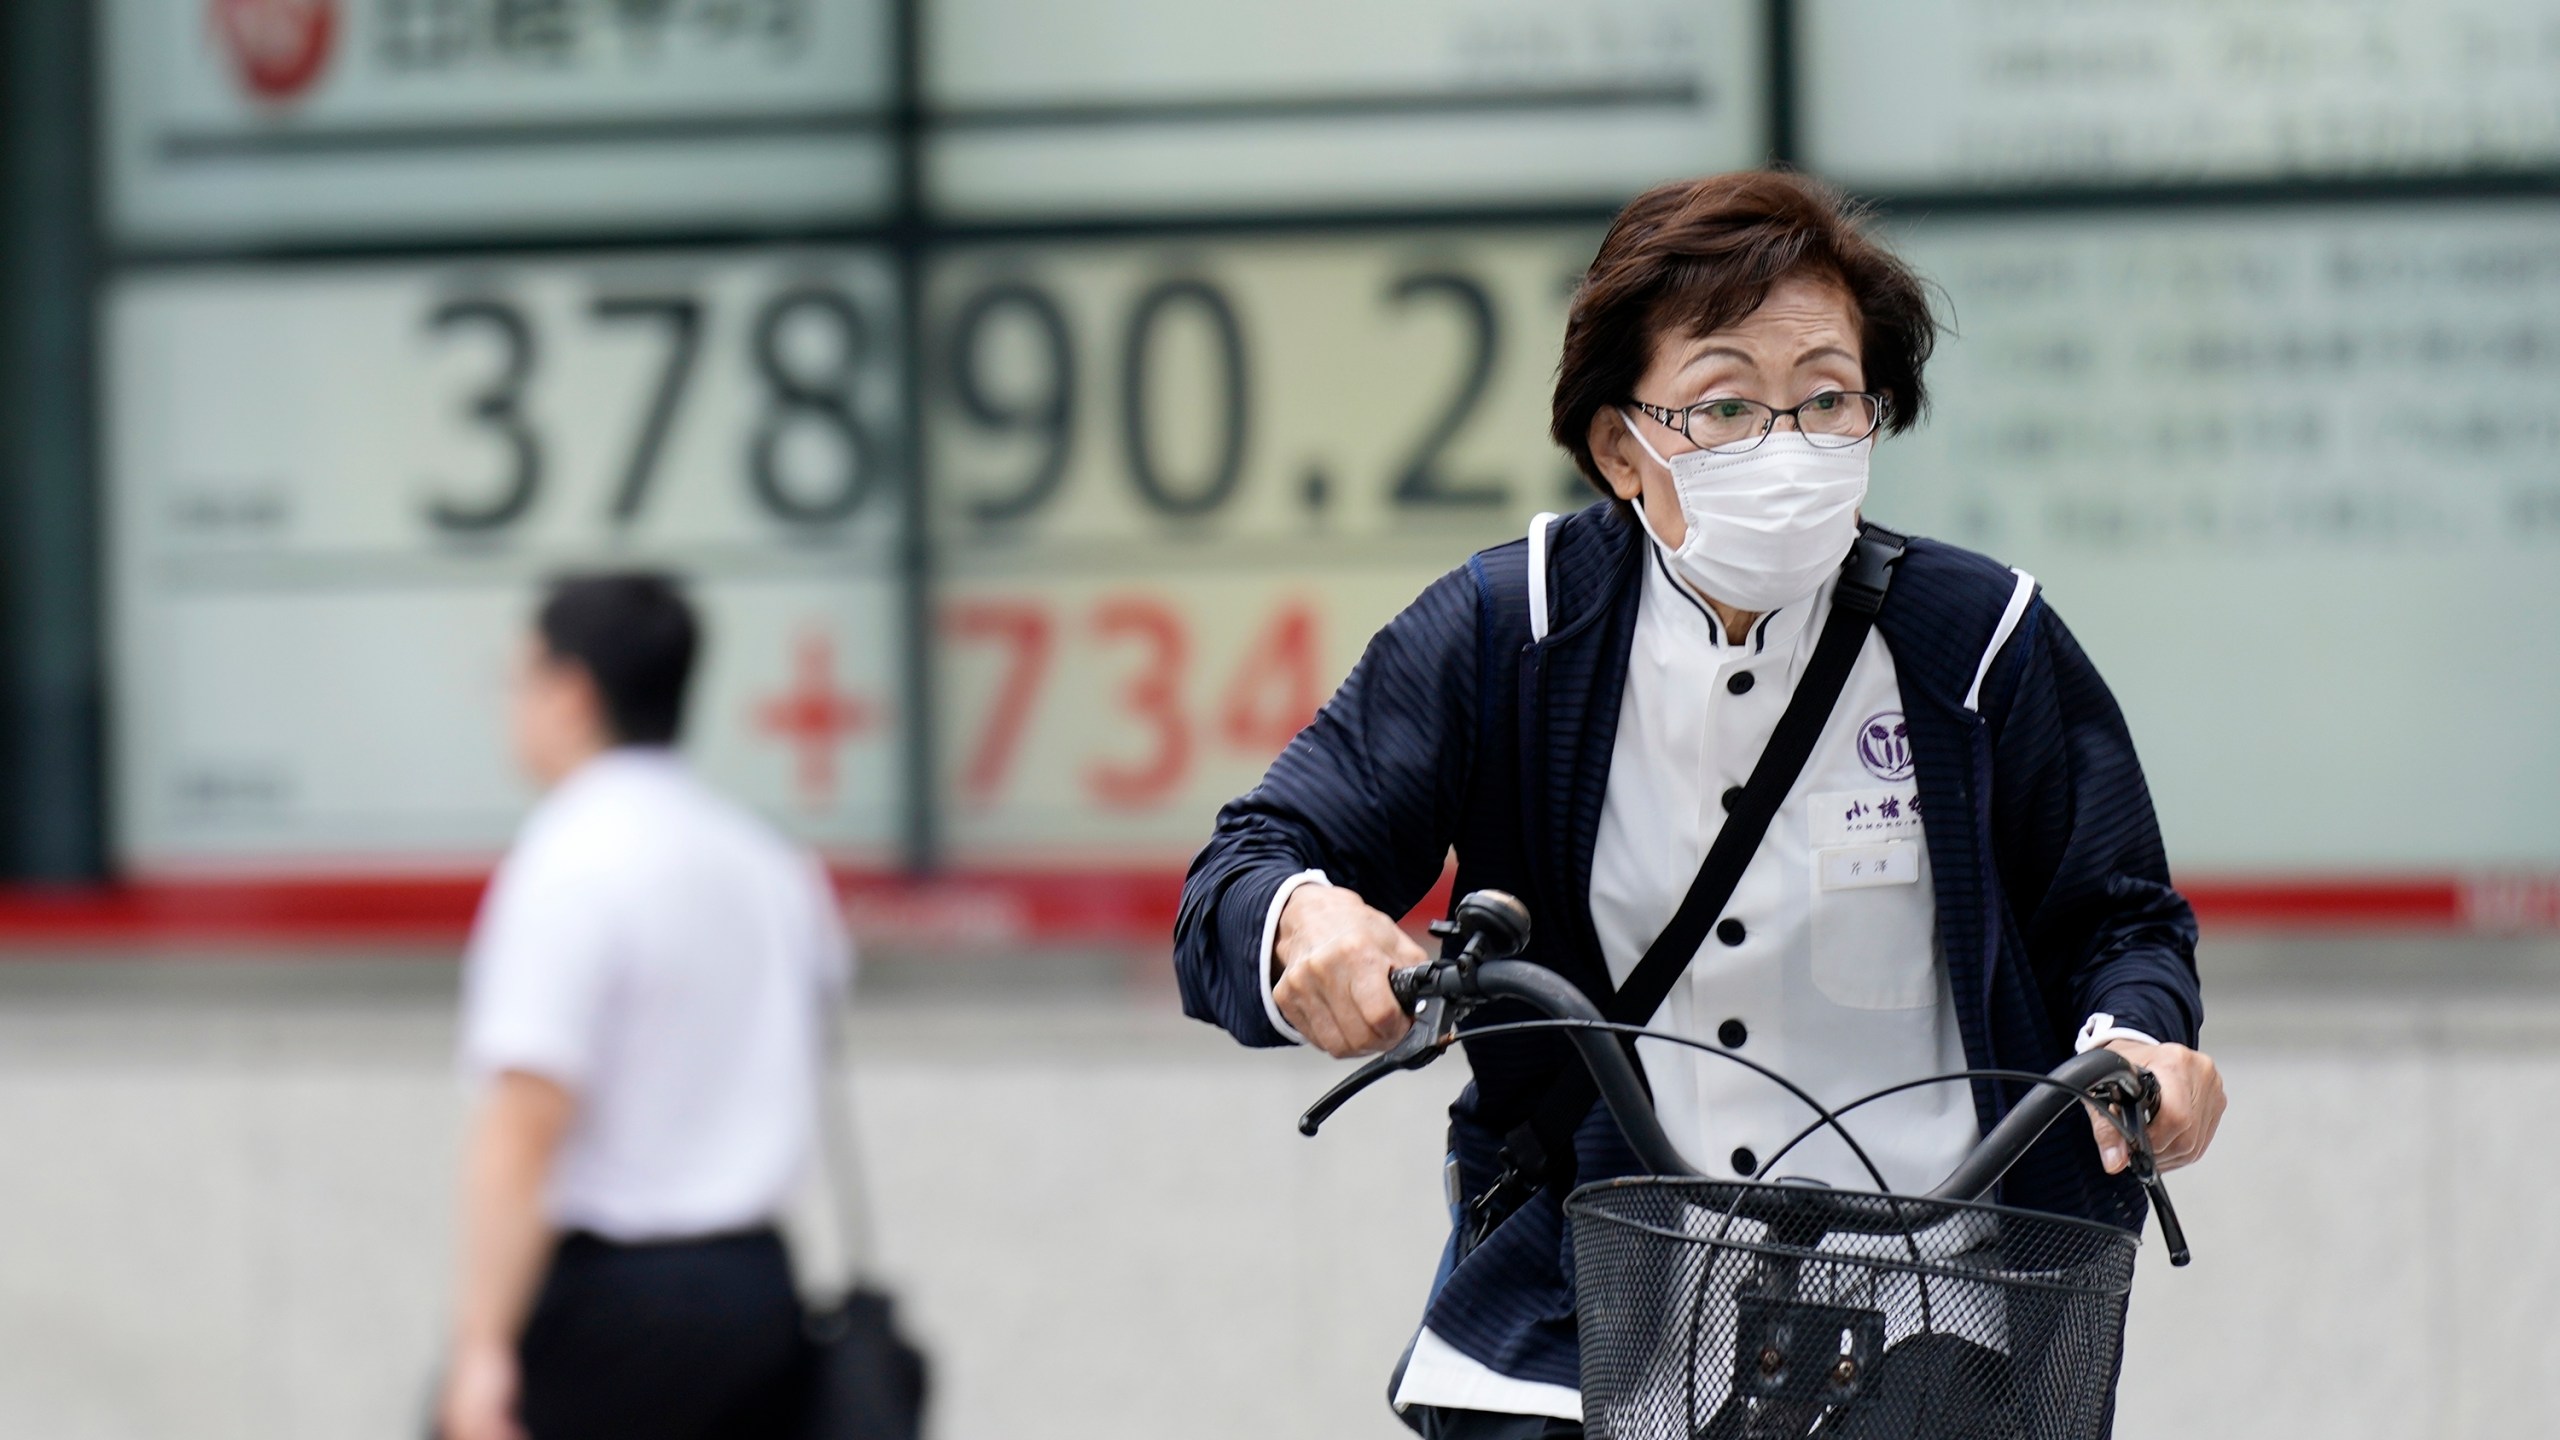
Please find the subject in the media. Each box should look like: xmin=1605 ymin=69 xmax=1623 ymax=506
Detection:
xmin=1552 ymin=169 xmax=1943 ymax=495
xmin=535 ymin=572 xmax=700 ymax=746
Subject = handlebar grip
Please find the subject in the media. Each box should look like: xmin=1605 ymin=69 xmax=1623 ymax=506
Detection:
xmin=1389 ymin=965 xmax=1429 ymax=1006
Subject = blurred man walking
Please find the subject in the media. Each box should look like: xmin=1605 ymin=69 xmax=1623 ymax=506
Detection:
xmin=439 ymin=574 xmax=850 ymax=1440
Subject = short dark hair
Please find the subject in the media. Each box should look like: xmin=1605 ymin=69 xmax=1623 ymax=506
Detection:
xmin=535 ymin=572 xmax=700 ymax=746
xmin=1551 ymin=169 xmax=1942 ymax=494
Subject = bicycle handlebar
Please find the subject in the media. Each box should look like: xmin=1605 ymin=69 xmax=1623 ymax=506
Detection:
xmin=1396 ymin=958 xmax=2143 ymax=1205
xmin=1310 ymin=891 xmax=2188 ymax=1258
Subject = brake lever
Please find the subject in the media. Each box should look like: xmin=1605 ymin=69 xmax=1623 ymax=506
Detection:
xmin=2093 ymin=1070 xmax=2190 ymax=1267
xmin=1297 ymin=890 xmax=1530 ymax=1140
xmin=1297 ymin=993 xmax=1455 ymax=1137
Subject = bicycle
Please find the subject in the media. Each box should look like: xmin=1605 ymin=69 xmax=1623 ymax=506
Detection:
xmin=1298 ymin=890 xmax=2192 ymax=1440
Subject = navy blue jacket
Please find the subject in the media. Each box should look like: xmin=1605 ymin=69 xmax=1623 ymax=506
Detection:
xmin=1174 ymin=501 xmax=2202 ymax=1391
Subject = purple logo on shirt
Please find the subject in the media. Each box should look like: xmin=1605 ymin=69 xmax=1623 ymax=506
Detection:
xmin=1857 ymin=712 xmax=1914 ymax=781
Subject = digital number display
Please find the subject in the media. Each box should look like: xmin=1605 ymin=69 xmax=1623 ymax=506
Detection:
xmin=926 ymin=229 xmax=1601 ymax=858
xmin=1876 ymin=205 xmax=2560 ymax=868
xmin=925 ymin=0 xmax=1761 ymax=216
xmin=107 ymin=213 xmax=2560 ymax=881
xmin=929 ymin=232 xmax=1596 ymax=545
xmin=1804 ymin=0 xmax=2560 ymax=187
xmin=934 ymin=576 xmax=1430 ymax=860
xmin=107 ymin=252 xmax=907 ymax=871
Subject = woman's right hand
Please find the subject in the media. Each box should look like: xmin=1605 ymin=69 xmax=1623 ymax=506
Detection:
xmin=1272 ymin=882 xmax=1428 ymax=1058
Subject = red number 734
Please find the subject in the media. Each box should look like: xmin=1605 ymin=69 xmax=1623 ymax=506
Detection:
xmin=943 ymin=594 xmax=1324 ymax=811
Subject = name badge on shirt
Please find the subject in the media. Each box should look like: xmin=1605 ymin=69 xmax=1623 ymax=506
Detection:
xmin=1818 ymin=840 xmax=1920 ymax=891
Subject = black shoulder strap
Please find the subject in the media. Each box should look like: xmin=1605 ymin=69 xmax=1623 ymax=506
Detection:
xmin=1475 ymin=523 xmax=1906 ymax=1228
xmin=1598 ymin=521 xmax=1903 ymax=1032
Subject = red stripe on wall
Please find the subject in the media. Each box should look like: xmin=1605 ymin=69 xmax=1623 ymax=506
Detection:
xmin=0 ymin=870 xmax=2546 ymax=949
xmin=0 ymin=877 xmax=492 ymax=945
xmin=2181 ymin=878 xmax=2466 ymax=927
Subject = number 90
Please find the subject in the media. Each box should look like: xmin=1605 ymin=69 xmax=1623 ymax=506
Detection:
xmin=942 ymin=275 xmax=1251 ymax=527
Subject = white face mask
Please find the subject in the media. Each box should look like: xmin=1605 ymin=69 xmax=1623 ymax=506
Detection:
xmin=1618 ymin=411 xmax=1870 ymax=613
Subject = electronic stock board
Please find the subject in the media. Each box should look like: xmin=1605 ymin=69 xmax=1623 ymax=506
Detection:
xmin=102 ymin=0 xmax=2560 ymax=931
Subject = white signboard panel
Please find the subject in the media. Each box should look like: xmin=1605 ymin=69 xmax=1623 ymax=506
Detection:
xmin=1804 ymin=0 xmax=2560 ymax=188
xmin=926 ymin=214 xmax=2560 ymax=877
xmin=108 ymin=251 xmax=907 ymax=873
xmin=927 ymin=230 xmax=1598 ymax=860
xmin=925 ymin=0 xmax=1762 ymax=218
xmin=1875 ymin=205 xmax=2560 ymax=869
xmin=105 ymin=0 xmax=894 ymax=245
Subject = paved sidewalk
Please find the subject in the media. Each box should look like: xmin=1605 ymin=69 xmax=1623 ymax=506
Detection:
xmin=0 ymin=937 xmax=2552 ymax=1439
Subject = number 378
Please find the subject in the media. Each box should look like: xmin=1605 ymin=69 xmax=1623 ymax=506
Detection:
xmin=421 ymin=285 xmax=883 ymax=533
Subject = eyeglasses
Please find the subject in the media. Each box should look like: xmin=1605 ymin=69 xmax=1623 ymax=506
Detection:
xmin=1628 ymin=390 xmax=1887 ymax=454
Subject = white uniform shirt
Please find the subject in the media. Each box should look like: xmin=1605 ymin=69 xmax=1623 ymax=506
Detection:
xmin=1591 ymin=547 xmax=1977 ymax=1194
xmin=1266 ymin=529 xmax=2149 ymax=1420
xmin=461 ymin=748 xmax=851 ymax=1243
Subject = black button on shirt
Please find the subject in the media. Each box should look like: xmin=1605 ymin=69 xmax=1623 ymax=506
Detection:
xmin=1726 ymin=671 xmax=1755 ymax=695
xmin=1731 ymin=1147 xmax=1759 ymax=1177
xmin=1718 ymin=1018 xmax=1748 ymax=1049
xmin=1720 ymin=785 xmax=1744 ymax=813
xmin=1717 ymin=917 xmax=1747 ymax=946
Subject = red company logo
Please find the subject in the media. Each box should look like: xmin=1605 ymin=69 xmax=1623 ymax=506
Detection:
xmin=210 ymin=0 xmax=338 ymax=103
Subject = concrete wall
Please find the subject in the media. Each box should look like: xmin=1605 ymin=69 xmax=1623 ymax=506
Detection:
xmin=0 ymin=939 xmax=2553 ymax=1439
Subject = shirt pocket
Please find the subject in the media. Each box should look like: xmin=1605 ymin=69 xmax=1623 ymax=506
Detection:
xmin=1808 ymin=838 xmax=1938 ymax=1010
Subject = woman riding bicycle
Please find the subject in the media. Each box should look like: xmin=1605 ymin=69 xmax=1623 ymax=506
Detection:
xmin=1174 ymin=170 xmax=2226 ymax=1439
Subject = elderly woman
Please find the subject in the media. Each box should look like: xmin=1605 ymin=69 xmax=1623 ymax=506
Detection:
xmin=1174 ymin=171 xmax=2224 ymax=1439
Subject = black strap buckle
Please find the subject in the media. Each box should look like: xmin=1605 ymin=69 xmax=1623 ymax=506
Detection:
xmin=1463 ymin=1124 xmax=1552 ymax=1250
xmin=1836 ymin=523 xmax=1907 ymax=616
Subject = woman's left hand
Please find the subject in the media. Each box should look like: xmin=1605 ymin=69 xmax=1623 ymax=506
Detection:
xmin=2089 ymin=1039 xmax=2225 ymax=1174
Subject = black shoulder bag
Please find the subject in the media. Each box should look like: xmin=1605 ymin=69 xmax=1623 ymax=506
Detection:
xmin=795 ymin=1014 xmax=930 ymax=1440
xmin=1464 ymin=524 xmax=1907 ymax=1247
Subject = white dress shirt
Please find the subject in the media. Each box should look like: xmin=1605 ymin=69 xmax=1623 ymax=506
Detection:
xmin=461 ymin=748 xmax=852 ymax=1243
xmin=1265 ymin=534 xmax=2150 ymax=1420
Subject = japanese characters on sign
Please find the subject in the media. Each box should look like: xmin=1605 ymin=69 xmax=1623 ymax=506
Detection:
xmin=1803 ymin=0 xmax=2560 ymax=188
xmin=1872 ymin=205 xmax=2560 ymax=870
xmin=104 ymin=0 xmax=895 ymax=245
xmin=925 ymin=0 xmax=1763 ymax=217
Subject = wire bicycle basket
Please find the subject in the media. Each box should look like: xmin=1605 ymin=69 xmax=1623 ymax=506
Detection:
xmin=1567 ymin=1180 xmax=2138 ymax=1440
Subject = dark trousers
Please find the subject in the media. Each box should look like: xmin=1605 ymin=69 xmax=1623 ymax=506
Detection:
xmin=1393 ymin=1333 xmax=1584 ymax=1439
xmin=1397 ymin=1171 xmax=1585 ymax=1440
xmin=1410 ymin=1407 xmax=1583 ymax=1439
xmin=518 ymin=1228 xmax=806 ymax=1440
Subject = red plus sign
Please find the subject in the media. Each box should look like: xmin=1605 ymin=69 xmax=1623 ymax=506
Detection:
xmin=754 ymin=632 xmax=876 ymax=805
